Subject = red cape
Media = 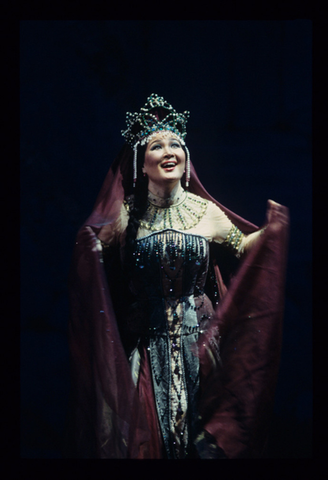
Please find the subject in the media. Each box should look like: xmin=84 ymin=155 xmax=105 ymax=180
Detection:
xmin=65 ymin=144 xmax=289 ymax=458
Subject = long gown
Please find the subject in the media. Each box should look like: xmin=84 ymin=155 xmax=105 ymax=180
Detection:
xmin=101 ymin=187 xmax=258 ymax=459
xmin=66 ymin=148 xmax=289 ymax=458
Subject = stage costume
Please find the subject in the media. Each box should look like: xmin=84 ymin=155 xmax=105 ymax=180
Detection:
xmin=65 ymin=95 xmax=289 ymax=459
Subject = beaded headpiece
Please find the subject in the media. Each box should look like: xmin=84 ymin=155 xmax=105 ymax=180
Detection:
xmin=121 ymin=94 xmax=191 ymax=187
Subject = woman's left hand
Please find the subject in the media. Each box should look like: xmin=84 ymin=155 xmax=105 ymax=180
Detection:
xmin=266 ymin=199 xmax=282 ymax=223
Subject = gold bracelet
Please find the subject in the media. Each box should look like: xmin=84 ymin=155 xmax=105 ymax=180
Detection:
xmin=223 ymin=225 xmax=244 ymax=254
xmin=99 ymin=239 xmax=112 ymax=254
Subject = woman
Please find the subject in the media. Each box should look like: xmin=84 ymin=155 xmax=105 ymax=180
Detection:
xmin=66 ymin=94 xmax=289 ymax=459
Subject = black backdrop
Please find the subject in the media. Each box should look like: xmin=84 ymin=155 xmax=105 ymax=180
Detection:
xmin=20 ymin=20 xmax=312 ymax=458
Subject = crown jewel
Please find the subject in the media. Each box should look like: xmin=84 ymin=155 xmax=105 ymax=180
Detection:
xmin=121 ymin=93 xmax=190 ymax=147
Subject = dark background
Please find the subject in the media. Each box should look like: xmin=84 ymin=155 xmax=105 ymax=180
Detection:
xmin=20 ymin=20 xmax=312 ymax=458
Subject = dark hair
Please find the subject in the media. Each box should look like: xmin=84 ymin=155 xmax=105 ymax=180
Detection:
xmin=124 ymin=143 xmax=149 ymax=274
xmin=123 ymin=141 xmax=188 ymax=274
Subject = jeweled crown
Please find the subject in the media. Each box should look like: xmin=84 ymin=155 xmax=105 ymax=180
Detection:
xmin=121 ymin=93 xmax=190 ymax=147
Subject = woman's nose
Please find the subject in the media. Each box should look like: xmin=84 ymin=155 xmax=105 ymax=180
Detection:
xmin=163 ymin=145 xmax=174 ymax=156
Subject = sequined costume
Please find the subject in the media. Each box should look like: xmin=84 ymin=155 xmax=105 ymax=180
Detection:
xmin=130 ymin=229 xmax=209 ymax=459
xmin=99 ymin=186 xmax=264 ymax=458
xmin=66 ymin=142 xmax=289 ymax=459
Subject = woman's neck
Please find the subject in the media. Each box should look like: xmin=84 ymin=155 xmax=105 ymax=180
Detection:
xmin=148 ymin=181 xmax=182 ymax=200
xmin=148 ymin=182 xmax=185 ymax=207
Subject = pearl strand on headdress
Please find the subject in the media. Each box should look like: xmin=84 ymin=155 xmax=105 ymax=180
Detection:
xmin=133 ymin=141 xmax=140 ymax=187
xmin=133 ymin=132 xmax=191 ymax=189
xmin=185 ymin=145 xmax=190 ymax=188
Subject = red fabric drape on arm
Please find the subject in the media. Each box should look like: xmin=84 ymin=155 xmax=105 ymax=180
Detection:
xmin=66 ymin=144 xmax=289 ymax=458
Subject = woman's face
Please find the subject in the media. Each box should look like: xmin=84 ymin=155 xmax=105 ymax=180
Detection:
xmin=142 ymin=132 xmax=186 ymax=190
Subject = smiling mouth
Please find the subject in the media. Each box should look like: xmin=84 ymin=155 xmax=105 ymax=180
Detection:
xmin=161 ymin=161 xmax=177 ymax=169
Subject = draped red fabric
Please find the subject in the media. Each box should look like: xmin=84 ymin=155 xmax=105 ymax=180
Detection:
xmin=196 ymin=201 xmax=289 ymax=458
xmin=65 ymin=143 xmax=289 ymax=458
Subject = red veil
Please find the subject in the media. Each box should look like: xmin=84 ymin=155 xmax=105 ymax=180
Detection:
xmin=65 ymin=144 xmax=289 ymax=458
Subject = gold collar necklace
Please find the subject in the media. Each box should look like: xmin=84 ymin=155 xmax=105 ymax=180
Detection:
xmin=138 ymin=189 xmax=208 ymax=232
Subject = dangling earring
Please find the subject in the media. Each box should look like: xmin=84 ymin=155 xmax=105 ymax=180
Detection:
xmin=133 ymin=142 xmax=139 ymax=188
xmin=185 ymin=145 xmax=190 ymax=188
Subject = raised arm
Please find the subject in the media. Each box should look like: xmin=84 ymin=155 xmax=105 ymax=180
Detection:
xmin=210 ymin=201 xmax=267 ymax=257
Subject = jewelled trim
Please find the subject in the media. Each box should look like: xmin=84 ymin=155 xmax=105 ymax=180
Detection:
xmin=121 ymin=93 xmax=190 ymax=148
xmin=100 ymin=239 xmax=110 ymax=249
xmin=124 ymin=192 xmax=208 ymax=232
xmin=136 ymin=228 xmax=208 ymax=244
xmin=223 ymin=225 xmax=244 ymax=254
xmin=133 ymin=229 xmax=209 ymax=273
xmin=122 ymin=94 xmax=191 ymax=188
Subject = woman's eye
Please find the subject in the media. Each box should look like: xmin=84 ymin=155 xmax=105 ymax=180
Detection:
xmin=150 ymin=142 xmax=180 ymax=151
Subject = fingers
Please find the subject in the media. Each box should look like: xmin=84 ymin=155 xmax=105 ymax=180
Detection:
xmin=267 ymin=199 xmax=280 ymax=208
xmin=78 ymin=226 xmax=102 ymax=251
xmin=266 ymin=199 xmax=289 ymax=226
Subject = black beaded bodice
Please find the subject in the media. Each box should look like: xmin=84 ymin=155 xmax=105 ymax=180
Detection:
xmin=134 ymin=229 xmax=209 ymax=301
xmin=131 ymin=229 xmax=214 ymax=459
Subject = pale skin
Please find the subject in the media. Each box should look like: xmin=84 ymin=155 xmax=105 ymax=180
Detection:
xmin=97 ymin=131 xmax=281 ymax=247
xmin=142 ymin=133 xmax=186 ymax=199
xmin=141 ymin=131 xmax=280 ymax=221
xmin=141 ymin=131 xmax=283 ymax=251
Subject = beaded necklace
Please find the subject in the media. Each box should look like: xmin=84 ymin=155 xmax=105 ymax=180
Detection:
xmin=124 ymin=189 xmax=208 ymax=233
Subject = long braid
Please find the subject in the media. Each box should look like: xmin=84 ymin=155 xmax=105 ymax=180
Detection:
xmin=124 ymin=141 xmax=188 ymax=273
xmin=121 ymin=141 xmax=188 ymax=353
xmin=124 ymin=144 xmax=148 ymax=274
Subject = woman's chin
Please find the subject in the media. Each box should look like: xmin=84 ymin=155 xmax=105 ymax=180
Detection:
xmin=161 ymin=170 xmax=184 ymax=183
xmin=159 ymin=176 xmax=182 ymax=186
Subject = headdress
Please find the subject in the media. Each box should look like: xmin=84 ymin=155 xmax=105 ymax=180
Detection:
xmin=121 ymin=94 xmax=191 ymax=187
